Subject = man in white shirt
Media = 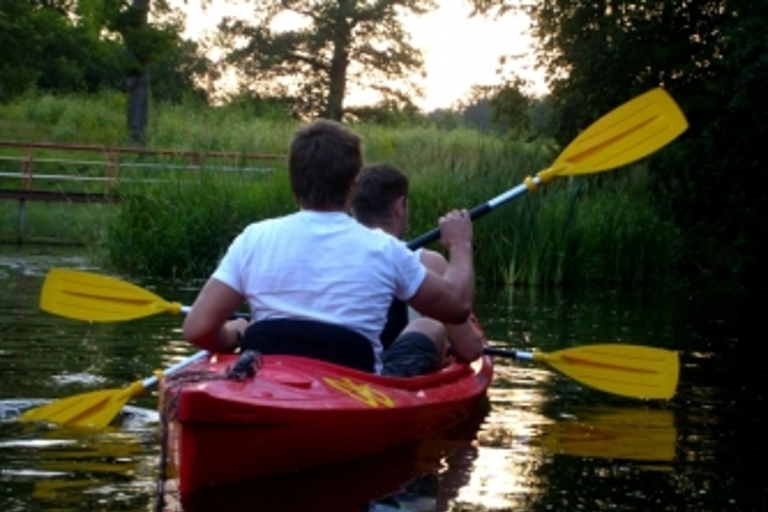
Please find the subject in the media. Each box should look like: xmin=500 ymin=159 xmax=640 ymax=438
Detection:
xmin=183 ymin=119 xmax=475 ymax=375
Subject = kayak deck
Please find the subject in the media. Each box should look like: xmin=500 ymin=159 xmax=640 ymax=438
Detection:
xmin=159 ymin=352 xmax=493 ymax=493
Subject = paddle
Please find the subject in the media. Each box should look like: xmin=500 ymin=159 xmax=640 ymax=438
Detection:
xmin=38 ymin=267 xmax=248 ymax=323
xmin=18 ymin=340 xmax=676 ymax=430
xmin=26 ymin=271 xmax=678 ymax=426
xmin=484 ymin=345 xmax=679 ymax=400
xmin=19 ymin=350 xmax=209 ymax=428
xmin=39 ymin=267 xmax=678 ymax=399
xmin=408 ymin=87 xmax=688 ymax=248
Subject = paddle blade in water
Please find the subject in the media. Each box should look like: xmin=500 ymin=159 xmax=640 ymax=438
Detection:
xmin=40 ymin=268 xmax=182 ymax=322
xmin=535 ymin=344 xmax=679 ymax=400
xmin=18 ymin=381 xmax=145 ymax=428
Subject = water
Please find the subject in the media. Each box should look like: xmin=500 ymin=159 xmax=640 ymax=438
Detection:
xmin=0 ymin=245 xmax=765 ymax=511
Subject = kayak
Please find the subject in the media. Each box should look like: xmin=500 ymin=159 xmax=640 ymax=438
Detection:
xmin=159 ymin=350 xmax=493 ymax=494
xmin=166 ymin=403 xmax=489 ymax=512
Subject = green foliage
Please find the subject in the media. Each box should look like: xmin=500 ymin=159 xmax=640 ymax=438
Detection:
xmin=0 ymin=1 xmax=124 ymax=100
xmin=346 ymin=100 xmax=426 ymax=127
xmin=1 ymin=93 xmax=683 ymax=285
xmin=0 ymin=92 xmax=298 ymax=150
xmin=496 ymin=176 xmax=680 ymax=286
xmin=3 ymin=91 xmax=126 ymax=144
xmin=148 ymin=40 xmax=216 ymax=104
xmin=104 ymin=170 xmax=293 ymax=279
xmin=217 ymin=0 xmax=436 ymax=119
xmin=0 ymin=201 xmax=113 ymax=246
xmin=147 ymin=101 xmax=297 ymax=153
xmin=471 ymin=0 xmax=768 ymax=281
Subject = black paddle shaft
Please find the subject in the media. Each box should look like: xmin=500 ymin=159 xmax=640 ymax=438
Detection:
xmin=406 ymin=177 xmax=535 ymax=250
xmin=407 ymin=203 xmax=493 ymax=250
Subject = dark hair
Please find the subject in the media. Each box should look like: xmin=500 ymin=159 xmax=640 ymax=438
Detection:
xmin=288 ymin=119 xmax=362 ymax=210
xmin=352 ymin=163 xmax=409 ymax=226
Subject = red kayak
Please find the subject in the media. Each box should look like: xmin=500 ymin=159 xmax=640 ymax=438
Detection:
xmin=159 ymin=351 xmax=493 ymax=494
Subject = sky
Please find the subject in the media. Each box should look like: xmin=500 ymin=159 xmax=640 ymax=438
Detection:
xmin=171 ymin=2 xmax=547 ymax=112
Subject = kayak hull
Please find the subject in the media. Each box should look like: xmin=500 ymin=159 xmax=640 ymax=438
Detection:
xmin=159 ymin=352 xmax=493 ymax=494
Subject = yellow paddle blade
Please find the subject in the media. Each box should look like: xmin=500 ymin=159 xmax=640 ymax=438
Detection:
xmin=539 ymin=88 xmax=688 ymax=181
xmin=535 ymin=344 xmax=679 ymax=400
xmin=18 ymin=381 xmax=146 ymax=428
xmin=40 ymin=268 xmax=183 ymax=322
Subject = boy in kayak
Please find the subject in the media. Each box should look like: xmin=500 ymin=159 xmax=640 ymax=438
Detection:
xmin=352 ymin=163 xmax=484 ymax=373
xmin=183 ymin=119 xmax=475 ymax=375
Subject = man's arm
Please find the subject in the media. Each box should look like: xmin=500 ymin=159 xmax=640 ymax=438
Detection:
xmin=418 ymin=249 xmax=484 ymax=361
xmin=408 ymin=209 xmax=475 ymax=324
xmin=182 ymin=278 xmax=249 ymax=353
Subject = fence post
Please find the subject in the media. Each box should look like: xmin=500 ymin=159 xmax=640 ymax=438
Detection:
xmin=22 ymin=145 xmax=33 ymax=190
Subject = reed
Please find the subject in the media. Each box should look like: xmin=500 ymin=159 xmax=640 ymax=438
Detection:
xmin=104 ymin=167 xmax=292 ymax=279
xmin=3 ymin=91 xmax=126 ymax=145
xmin=0 ymin=200 xmax=114 ymax=246
xmin=0 ymin=93 xmax=681 ymax=284
xmin=497 ymin=174 xmax=681 ymax=285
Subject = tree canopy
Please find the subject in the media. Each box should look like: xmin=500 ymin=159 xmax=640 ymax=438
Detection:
xmin=0 ymin=0 xmax=124 ymax=101
xmin=473 ymin=0 xmax=768 ymax=280
xmin=214 ymin=0 xmax=436 ymax=120
xmin=0 ymin=0 xmax=213 ymax=141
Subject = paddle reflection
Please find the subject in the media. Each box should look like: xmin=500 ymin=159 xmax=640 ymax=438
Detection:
xmin=1 ymin=407 xmax=158 ymax=512
xmin=542 ymin=406 xmax=676 ymax=462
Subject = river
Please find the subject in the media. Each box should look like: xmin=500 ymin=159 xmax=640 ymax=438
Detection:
xmin=0 ymin=244 xmax=765 ymax=511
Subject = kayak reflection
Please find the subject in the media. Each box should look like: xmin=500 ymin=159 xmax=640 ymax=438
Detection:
xmin=158 ymin=404 xmax=489 ymax=512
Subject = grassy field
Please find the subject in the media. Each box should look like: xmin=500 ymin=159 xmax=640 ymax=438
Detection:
xmin=0 ymin=93 xmax=681 ymax=285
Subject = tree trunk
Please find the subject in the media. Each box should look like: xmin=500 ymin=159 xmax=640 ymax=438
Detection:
xmin=126 ymin=71 xmax=149 ymax=145
xmin=126 ymin=0 xmax=150 ymax=146
xmin=324 ymin=2 xmax=352 ymax=121
xmin=325 ymin=45 xmax=348 ymax=120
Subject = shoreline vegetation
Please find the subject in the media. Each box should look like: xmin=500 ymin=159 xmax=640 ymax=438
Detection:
xmin=0 ymin=93 xmax=680 ymax=285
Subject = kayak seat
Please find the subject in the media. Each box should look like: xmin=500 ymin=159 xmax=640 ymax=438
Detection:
xmin=241 ymin=318 xmax=375 ymax=373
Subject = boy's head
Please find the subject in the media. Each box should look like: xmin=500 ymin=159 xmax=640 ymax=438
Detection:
xmin=352 ymin=163 xmax=410 ymax=238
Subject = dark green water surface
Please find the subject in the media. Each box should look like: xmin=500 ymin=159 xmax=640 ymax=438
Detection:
xmin=0 ymin=245 xmax=765 ymax=511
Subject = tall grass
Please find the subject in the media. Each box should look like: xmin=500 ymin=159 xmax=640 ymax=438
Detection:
xmin=1 ymin=91 xmax=126 ymax=145
xmin=0 ymin=200 xmax=114 ymax=246
xmin=104 ymin=168 xmax=293 ymax=279
xmin=0 ymin=93 xmax=681 ymax=285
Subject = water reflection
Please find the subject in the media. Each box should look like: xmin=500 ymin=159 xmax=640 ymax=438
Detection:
xmin=158 ymin=408 xmax=488 ymax=512
xmin=1 ymin=407 xmax=158 ymax=512
xmin=541 ymin=407 xmax=676 ymax=461
xmin=1 ymin=246 xmax=767 ymax=511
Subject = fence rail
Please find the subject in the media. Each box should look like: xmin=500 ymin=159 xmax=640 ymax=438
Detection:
xmin=0 ymin=140 xmax=282 ymax=200
xmin=0 ymin=141 xmax=284 ymax=242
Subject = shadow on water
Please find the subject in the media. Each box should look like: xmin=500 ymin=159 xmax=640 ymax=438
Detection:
xmin=1 ymin=245 xmax=767 ymax=511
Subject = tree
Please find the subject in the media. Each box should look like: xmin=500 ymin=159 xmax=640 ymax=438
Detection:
xmin=108 ymin=0 xmax=182 ymax=144
xmin=0 ymin=0 xmax=187 ymax=144
xmin=471 ymin=0 xmax=768 ymax=280
xmin=0 ymin=0 xmax=124 ymax=101
xmin=149 ymin=39 xmax=217 ymax=104
xmin=215 ymin=0 xmax=436 ymax=120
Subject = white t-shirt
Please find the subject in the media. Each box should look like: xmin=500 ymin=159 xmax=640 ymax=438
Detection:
xmin=212 ymin=210 xmax=427 ymax=370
